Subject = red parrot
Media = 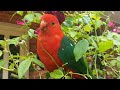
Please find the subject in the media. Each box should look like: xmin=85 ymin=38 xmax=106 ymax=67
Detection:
xmin=37 ymin=14 xmax=92 ymax=79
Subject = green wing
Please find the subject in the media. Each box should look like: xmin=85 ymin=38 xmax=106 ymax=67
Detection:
xmin=58 ymin=36 xmax=92 ymax=76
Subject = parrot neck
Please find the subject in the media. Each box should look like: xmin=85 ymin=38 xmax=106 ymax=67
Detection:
xmin=37 ymin=27 xmax=64 ymax=71
xmin=38 ymin=26 xmax=64 ymax=40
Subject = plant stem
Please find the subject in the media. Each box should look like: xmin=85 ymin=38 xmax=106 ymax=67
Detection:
xmin=0 ymin=66 xmax=14 ymax=72
xmin=94 ymin=51 xmax=99 ymax=79
xmin=61 ymin=72 xmax=70 ymax=79
xmin=65 ymin=32 xmax=77 ymax=43
xmin=32 ymin=62 xmax=42 ymax=79
xmin=9 ymin=12 xmax=17 ymax=21
xmin=107 ymin=63 xmax=120 ymax=78
xmin=8 ymin=50 xmax=19 ymax=69
xmin=69 ymin=72 xmax=89 ymax=79
xmin=88 ymin=12 xmax=99 ymax=79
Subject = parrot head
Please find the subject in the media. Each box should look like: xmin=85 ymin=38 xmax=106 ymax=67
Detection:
xmin=38 ymin=14 xmax=61 ymax=33
xmin=35 ymin=11 xmax=65 ymax=35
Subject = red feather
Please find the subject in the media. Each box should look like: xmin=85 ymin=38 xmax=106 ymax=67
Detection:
xmin=37 ymin=14 xmax=64 ymax=72
xmin=37 ymin=14 xmax=85 ymax=79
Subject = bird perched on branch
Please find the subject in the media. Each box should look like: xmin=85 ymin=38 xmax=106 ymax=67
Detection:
xmin=37 ymin=13 xmax=92 ymax=79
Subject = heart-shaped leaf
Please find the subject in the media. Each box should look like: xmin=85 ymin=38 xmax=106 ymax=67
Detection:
xmin=74 ymin=39 xmax=89 ymax=62
xmin=18 ymin=58 xmax=32 ymax=79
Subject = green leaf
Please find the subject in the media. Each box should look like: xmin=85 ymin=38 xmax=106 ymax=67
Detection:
xmin=65 ymin=76 xmax=71 ymax=79
xmin=63 ymin=22 xmax=71 ymax=27
xmin=7 ymin=37 xmax=20 ymax=46
xmin=106 ymin=17 xmax=110 ymax=23
xmin=21 ymin=34 xmax=29 ymax=40
xmin=98 ymin=40 xmax=114 ymax=52
xmin=9 ymin=63 xmax=15 ymax=69
xmin=92 ymin=69 xmax=97 ymax=75
xmin=69 ymin=31 xmax=77 ymax=38
xmin=63 ymin=17 xmax=74 ymax=27
xmin=0 ymin=40 xmax=5 ymax=47
xmin=0 ymin=50 xmax=3 ymax=57
xmin=16 ymin=11 xmax=23 ymax=16
xmin=98 ymin=69 xmax=104 ymax=75
xmin=33 ymin=13 xmax=41 ymax=23
xmin=0 ymin=60 xmax=5 ymax=70
xmin=82 ymin=15 xmax=90 ymax=24
xmin=34 ymin=13 xmax=41 ymax=20
xmin=90 ymin=37 xmax=98 ymax=49
xmin=117 ymin=61 xmax=120 ymax=68
xmin=46 ymin=72 xmax=50 ymax=79
xmin=95 ymin=20 xmax=103 ymax=30
xmin=31 ymin=58 xmax=44 ymax=68
xmin=23 ymin=14 xmax=34 ymax=23
xmin=18 ymin=58 xmax=32 ymax=79
xmin=110 ymin=60 xmax=117 ymax=67
xmin=83 ymin=25 xmax=93 ymax=32
xmin=28 ymin=29 xmax=37 ymax=38
xmin=117 ymin=56 xmax=120 ymax=61
xmin=90 ymin=13 xmax=100 ymax=20
xmin=74 ymin=39 xmax=89 ymax=61
xmin=50 ymin=69 xmax=64 ymax=79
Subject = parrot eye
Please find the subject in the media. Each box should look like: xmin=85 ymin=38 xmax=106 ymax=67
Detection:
xmin=51 ymin=22 xmax=55 ymax=25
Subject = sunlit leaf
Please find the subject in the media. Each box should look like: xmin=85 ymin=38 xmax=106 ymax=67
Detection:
xmin=83 ymin=25 xmax=93 ymax=32
xmin=50 ymin=69 xmax=64 ymax=79
xmin=16 ymin=11 xmax=24 ymax=16
xmin=65 ymin=76 xmax=71 ymax=79
xmin=98 ymin=40 xmax=114 ymax=52
xmin=9 ymin=63 xmax=15 ymax=69
xmin=0 ymin=60 xmax=5 ymax=70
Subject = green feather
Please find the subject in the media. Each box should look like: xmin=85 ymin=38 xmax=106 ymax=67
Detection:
xmin=58 ymin=36 xmax=92 ymax=77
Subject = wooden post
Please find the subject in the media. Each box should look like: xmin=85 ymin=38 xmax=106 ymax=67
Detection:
xmin=2 ymin=35 xmax=9 ymax=79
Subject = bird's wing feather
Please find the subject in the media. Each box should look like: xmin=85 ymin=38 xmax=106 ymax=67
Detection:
xmin=58 ymin=36 xmax=92 ymax=75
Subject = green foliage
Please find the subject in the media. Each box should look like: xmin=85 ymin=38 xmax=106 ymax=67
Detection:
xmin=98 ymin=40 xmax=114 ymax=52
xmin=0 ymin=50 xmax=3 ymax=57
xmin=0 ymin=11 xmax=120 ymax=79
xmin=23 ymin=12 xmax=42 ymax=24
xmin=16 ymin=11 xmax=24 ymax=16
xmin=31 ymin=57 xmax=44 ymax=68
xmin=7 ymin=37 xmax=20 ymax=46
xmin=18 ymin=58 xmax=32 ymax=79
xmin=74 ymin=39 xmax=89 ymax=61
xmin=28 ymin=29 xmax=37 ymax=38
xmin=23 ymin=13 xmax=34 ymax=23
xmin=50 ymin=69 xmax=64 ymax=79
xmin=0 ymin=60 xmax=5 ymax=70
xmin=110 ymin=60 xmax=117 ymax=67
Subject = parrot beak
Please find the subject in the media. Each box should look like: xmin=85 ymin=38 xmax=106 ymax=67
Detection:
xmin=40 ymin=20 xmax=47 ymax=31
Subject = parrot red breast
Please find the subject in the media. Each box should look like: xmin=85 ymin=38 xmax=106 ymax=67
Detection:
xmin=37 ymin=14 xmax=92 ymax=79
